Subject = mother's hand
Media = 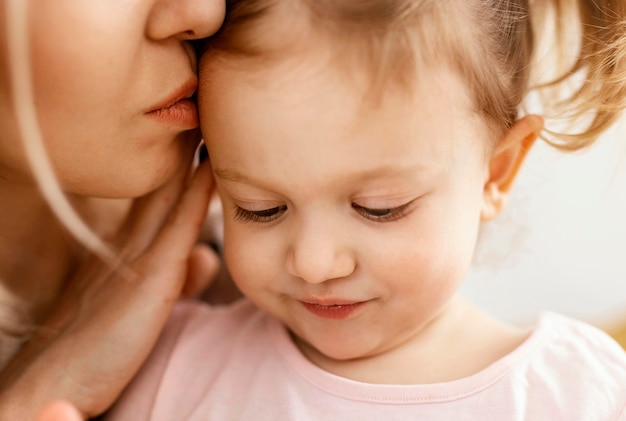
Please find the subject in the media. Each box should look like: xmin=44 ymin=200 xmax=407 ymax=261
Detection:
xmin=0 ymin=153 xmax=217 ymax=420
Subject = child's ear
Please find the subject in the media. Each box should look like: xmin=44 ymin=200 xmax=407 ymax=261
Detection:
xmin=481 ymin=115 xmax=543 ymax=221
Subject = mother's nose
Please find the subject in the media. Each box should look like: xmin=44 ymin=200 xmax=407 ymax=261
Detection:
xmin=285 ymin=220 xmax=356 ymax=284
xmin=148 ymin=0 xmax=226 ymax=41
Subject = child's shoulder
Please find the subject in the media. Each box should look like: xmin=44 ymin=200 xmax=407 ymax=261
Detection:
xmin=509 ymin=312 xmax=626 ymax=412
xmin=527 ymin=311 xmax=626 ymax=367
xmin=106 ymin=299 xmax=277 ymax=419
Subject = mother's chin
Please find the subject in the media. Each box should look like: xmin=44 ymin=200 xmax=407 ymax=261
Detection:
xmin=61 ymin=130 xmax=200 ymax=199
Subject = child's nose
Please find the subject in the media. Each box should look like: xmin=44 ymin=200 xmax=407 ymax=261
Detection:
xmin=285 ymin=219 xmax=355 ymax=284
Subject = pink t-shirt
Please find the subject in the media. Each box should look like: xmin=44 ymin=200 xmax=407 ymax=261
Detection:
xmin=107 ymin=299 xmax=626 ymax=420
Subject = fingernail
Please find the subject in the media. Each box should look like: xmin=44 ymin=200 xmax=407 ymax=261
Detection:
xmin=199 ymin=143 xmax=209 ymax=163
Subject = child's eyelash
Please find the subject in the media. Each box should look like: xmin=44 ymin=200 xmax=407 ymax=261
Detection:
xmin=351 ymin=200 xmax=416 ymax=222
xmin=233 ymin=200 xmax=416 ymax=224
xmin=234 ymin=205 xmax=287 ymax=224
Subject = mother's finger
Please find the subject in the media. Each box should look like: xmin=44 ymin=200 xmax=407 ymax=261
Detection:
xmin=148 ymin=158 xmax=214 ymax=263
xmin=182 ymin=243 xmax=221 ymax=297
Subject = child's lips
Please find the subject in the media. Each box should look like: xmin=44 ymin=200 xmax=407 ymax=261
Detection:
xmin=299 ymin=300 xmax=369 ymax=320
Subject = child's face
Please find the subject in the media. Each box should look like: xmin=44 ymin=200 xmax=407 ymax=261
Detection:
xmin=200 ymin=57 xmax=491 ymax=363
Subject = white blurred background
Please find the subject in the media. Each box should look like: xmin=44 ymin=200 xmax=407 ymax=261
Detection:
xmin=462 ymin=120 xmax=626 ymax=329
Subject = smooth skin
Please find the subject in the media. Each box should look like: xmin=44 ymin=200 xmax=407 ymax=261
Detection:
xmin=0 ymin=0 xmax=225 ymax=418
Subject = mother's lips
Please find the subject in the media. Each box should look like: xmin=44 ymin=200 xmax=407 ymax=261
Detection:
xmin=146 ymin=77 xmax=199 ymax=128
xmin=147 ymin=77 xmax=198 ymax=113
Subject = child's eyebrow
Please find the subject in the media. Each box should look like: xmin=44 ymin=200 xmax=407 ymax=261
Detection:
xmin=214 ymin=167 xmax=248 ymax=183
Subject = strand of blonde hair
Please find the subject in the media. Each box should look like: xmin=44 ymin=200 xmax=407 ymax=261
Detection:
xmin=6 ymin=0 xmax=119 ymax=267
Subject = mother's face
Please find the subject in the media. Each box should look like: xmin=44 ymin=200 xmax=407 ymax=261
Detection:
xmin=0 ymin=0 xmax=224 ymax=197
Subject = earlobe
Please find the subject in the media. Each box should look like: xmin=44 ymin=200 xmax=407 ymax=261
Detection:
xmin=480 ymin=115 xmax=543 ymax=221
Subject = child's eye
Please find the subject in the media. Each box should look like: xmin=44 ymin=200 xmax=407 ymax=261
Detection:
xmin=352 ymin=200 xmax=415 ymax=222
xmin=234 ymin=205 xmax=287 ymax=224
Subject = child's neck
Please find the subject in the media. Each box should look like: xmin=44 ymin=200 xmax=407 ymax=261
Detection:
xmin=294 ymin=295 xmax=529 ymax=385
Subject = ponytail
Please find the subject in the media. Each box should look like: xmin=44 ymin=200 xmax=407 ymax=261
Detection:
xmin=536 ymin=0 xmax=626 ymax=150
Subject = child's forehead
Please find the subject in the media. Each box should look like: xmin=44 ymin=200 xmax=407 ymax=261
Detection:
xmin=204 ymin=59 xmax=489 ymax=179
xmin=201 ymin=46 xmax=487 ymax=147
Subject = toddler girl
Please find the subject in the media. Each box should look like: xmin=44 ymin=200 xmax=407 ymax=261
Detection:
xmin=108 ymin=0 xmax=626 ymax=419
